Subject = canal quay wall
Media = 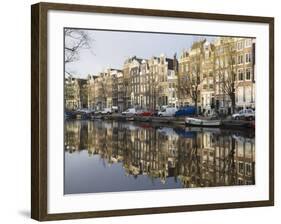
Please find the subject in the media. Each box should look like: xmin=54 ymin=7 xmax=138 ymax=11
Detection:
xmin=73 ymin=114 xmax=255 ymax=129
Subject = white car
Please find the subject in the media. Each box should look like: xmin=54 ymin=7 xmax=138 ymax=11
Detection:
xmin=122 ymin=108 xmax=136 ymax=116
xmin=232 ymin=109 xmax=255 ymax=120
xmin=111 ymin=106 xmax=118 ymax=113
xmin=158 ymin=107 xmax=177 ymax=117
xmin=101 ymin=108 xmax=112 ymax=115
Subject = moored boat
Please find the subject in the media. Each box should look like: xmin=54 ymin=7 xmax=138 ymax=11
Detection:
xmin=185 ymin=117 xmax=221 ymax=127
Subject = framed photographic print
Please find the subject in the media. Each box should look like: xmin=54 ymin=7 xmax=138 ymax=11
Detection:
xmin=31 ymin=2 xmax=274 ymax=221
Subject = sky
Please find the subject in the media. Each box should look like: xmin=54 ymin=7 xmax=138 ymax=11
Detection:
xmin=65 ymin=29 xmax=216 ymax=78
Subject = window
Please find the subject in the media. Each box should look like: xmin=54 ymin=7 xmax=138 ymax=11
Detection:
xmin=245 ymin=53 xmax=252 ymax=63
xmin=238 ymin=69 xmax=244 ymax=81
xmin=246 ymin=68 xmax=251 ymax=80
xmin=237 ymin=41 xmax=244 ymax=50
xmin=238 ymin=162 xmax=244 ymax=173
xmin=238 ymin=54 xmax=244 ymax=64
xmin=245 ymin=39 xmax=252 ymax=47
xmin=246 ymin=163 xmax=251 ymax=175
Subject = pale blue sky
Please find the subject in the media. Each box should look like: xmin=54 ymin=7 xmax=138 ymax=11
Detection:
xmin=65 ymin=29 xmax=215 ymax=78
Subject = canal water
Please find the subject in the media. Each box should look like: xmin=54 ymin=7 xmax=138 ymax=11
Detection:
xmin=64 ymin=120 xmax=255 ymax=194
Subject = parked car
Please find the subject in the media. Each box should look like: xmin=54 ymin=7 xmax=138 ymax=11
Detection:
xmin=75 ymin=108 xmax=94 ymax=119
xmin=158 ymin=107 xmax=177 ymax=117
xmin=160 ymin=105 xmax=169 ymax=110
xmin=232 ymin=109 xmax=255 ymax=120
xmin=139 ymin=110 xmax=155 ymax=117
xmin=122 ymin=108 xmax=137 ymax=116
xmin=76 ymin=108 xmax=92 ymax=114
xmin=152 ymin=109 xmax=159 ymax=116
xmin=94 ymin=110 xmax=102 ymax=115
xmin=111 ymin=106 xmax=118 ymax=113
xmin=175 ymin=106 xmax=197 ymax=117
xmin=135 ymin=109 xmax=144 ymax=116
xmin=64 ymin=110 xmax=77 ymax=119
xmin=101 ymin=108 xmax=112 ymax=115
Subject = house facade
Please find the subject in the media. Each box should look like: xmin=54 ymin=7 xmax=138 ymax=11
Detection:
xmin=65 ymin=37 xmax=255 ymax=115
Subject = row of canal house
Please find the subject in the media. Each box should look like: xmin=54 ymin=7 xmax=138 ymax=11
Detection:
xmin=122 ymin=54 xmax=179 ymax=110
xmin=65 ymin=121 xmax=255 ymax=187
xmin=67 ymin=54 xmax=178 ymax=112
xmin=178 ymin=37 xmax=255 ymax=115
xmin=65 ymin=37 xmax=255 ymax=114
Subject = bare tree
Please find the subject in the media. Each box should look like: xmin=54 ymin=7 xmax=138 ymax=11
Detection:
xmin=225 ymin=42 xmax=237 ymax=114
xmin=178 ymin=52 xmax=201 ymax=114
xmin=215 ymin=40 xmax=237 ymax=114
xmin=189 ymin=56 xmax=201 ymax=114
xmin=64 ymin=29 xmax=93 ymax=65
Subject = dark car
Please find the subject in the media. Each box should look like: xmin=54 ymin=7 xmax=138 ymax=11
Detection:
xmin=175 ymin=106 xmax=196 ymax=117
xmin=64 ymin=110 xmax=77 ymax=119
xmin=152 ymin=110 xmax=159 ymax=116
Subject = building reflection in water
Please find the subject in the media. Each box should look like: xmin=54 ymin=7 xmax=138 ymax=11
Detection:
xmin=65 ymin=120 xmax=255 ymax=192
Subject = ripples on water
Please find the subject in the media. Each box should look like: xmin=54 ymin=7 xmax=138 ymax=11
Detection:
xmin=64 ymin=120 xmax=255 ymax=194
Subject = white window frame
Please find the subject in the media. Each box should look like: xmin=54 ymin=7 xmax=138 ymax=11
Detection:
xmin=238 ymin=69 xmax=244 ymax=81
xmin=237 ymin=41 xmax=244 ymax=50
xmin=238 ymin=54 xmax=244 ymax=64
xmin=245 ymin=53 xmax=252 ymax=64
xmin=245 ymin=68 xmax=251 ymax=80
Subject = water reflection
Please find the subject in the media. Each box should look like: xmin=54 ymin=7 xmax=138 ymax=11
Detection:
xmin=64 ymin=120 xmax=255 ymax=194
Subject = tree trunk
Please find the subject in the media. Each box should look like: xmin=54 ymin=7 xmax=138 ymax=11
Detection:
xmin=231 ymin=95 xmax=236 ymax=114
